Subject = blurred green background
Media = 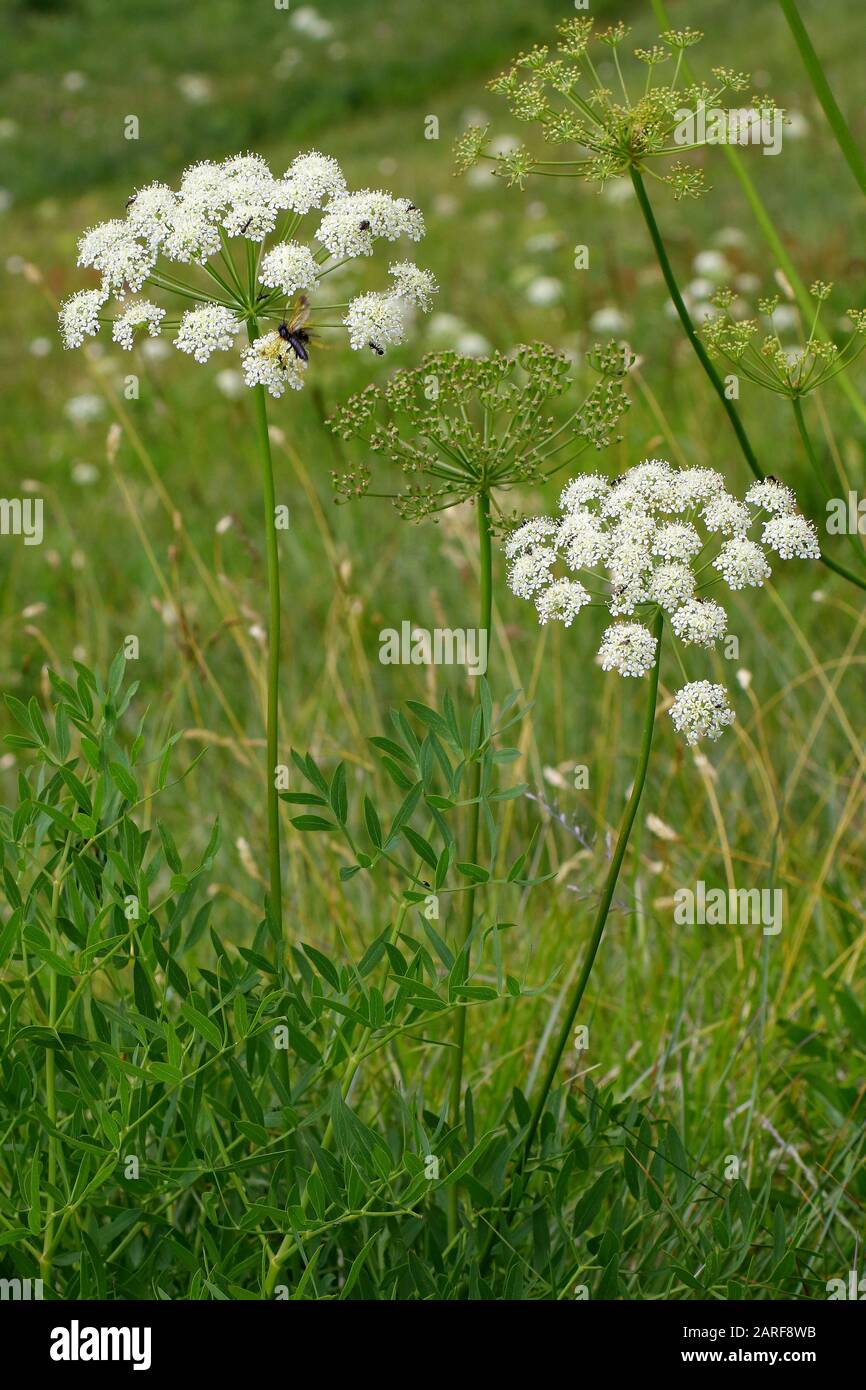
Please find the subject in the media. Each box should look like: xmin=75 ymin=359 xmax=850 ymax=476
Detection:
xmin=2 ymin=0 xmax=866 ymax=1263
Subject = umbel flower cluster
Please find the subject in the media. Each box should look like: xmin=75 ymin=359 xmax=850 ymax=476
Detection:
xmin=58 ymin=151 xmax=437 ymax=396
xmin=505 ymin=459 xmax=820 ymax=744
xmin=701 ymin=281 xmax=866 ymax=399
xmin=328 ymin=340 xmax=633 ymax=520
xmin=454 ymin=18 xmax=782 ymax=199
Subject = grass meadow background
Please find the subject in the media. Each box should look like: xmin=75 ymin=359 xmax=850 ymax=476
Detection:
xmin=2 ymin=0 xmax=866 ymax=1298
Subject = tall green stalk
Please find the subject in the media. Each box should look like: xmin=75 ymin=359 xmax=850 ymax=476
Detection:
xmin=479 ymin=609 xmax=664 ymax=1268
xmin=777 ymin=0 xmax=866 ymax=201
xmin=629 ymin=166 xmax=866 ymax=596
xmin=247 ymin=320 xmax=283 ymax=942
xmin=447 ymin=488 xmax=493 ymax=1241
xmin=521 ymin=607 xmax=663 ymax=1163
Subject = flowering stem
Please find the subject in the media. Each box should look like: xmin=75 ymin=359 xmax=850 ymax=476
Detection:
xmin=247 ymin=319 xmax=284 ymax=943
xmin=528 ymin=609 xmax=661 ymax=1153
xmin=446 ymin=488 xmax=493 ymax=1242
xmin=629 ymin=165 xmax=866 ymax=596
xmin=778 ymin=0 xmax=866 ymax=200
xmin=478 ymin=609 xmax=663 ymax=1270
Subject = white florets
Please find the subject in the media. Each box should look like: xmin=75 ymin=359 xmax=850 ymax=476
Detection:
xmin=745 ymin=479 xmax=797 ymax=514
xmin=241 ymin=332 xmax=307 ymax=397
xmin=535 ymin=578 xmax=592 ymax=626
xmin=652 ymin=521 xmax=702 ymax=561
xmin=670 ymin=598 xmax=727 ymax=648
xmin=504 ymin=518 xmax=558 ymax=559
xmin=317 ymin=190 xmax=424 ymax=258
xmin=598 ymin=621 xmax=658 ymax=676
xmin=649 ymin=560 xmax=697 ymax=612
xmin=559 ymin=508 xmax=610 ymax=569
xmin=162 ymin=207 xmax=223 ymax=264
xmin=508 ymin=546 xmax=557 ymax=599
xmin=111 ymin=300 xmax=165 ymax=351
xmin=281 ymin=151 xmax=347 ymax=213
xmin=59 ymin=288 xmax=106 ymax=348
xmin=126 ymin=183 xmax=177 ymax=246
xmin=61 ymin=151 xmax=434 ymax=393
xmin=175 ymin=305 xmax=241 ymax=363
xmin=258 ymin=241 xmax=320 ymax=296
xmin=344 ymin=293 xmax=406 ymax=353
xmin=388 ymin=261 xmax=439 ymax=310
xmin=702 ymin=493 xmax=751 ymax=535
xmin=669 ymin=681 xmax=736 ymax=745
xmin=560 ymin=474 xmax=611 ymax=510
xmin=77 ymin=220 xmax=155 ymax=295
xmin=761 ymin=513 xmax=820 ymax=559
xmin=712 ymin=537 xmax=772 ymax=589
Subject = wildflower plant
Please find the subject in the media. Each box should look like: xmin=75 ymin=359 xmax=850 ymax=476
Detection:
xmin=703 ymin=283 xmax=866 ymax=577
xmin=329 ymin=339 xmax=633 ymax=521
xmin=330 ymin=337 xmax=631 ymax=1239
xmin=702 ymin=282 xmax=866 ymax=400
xmin=464 ymin=16 xmax=866 ymax=596
xmin=506 ymin=458 xmax=819 ymax=743
xmin=58 ymin=151 xmax=437 ymax=944
xmin=469 ymin=455 xmax=822 ymax=1244
xmin=455 ymin=19 xmax=781 ymax=200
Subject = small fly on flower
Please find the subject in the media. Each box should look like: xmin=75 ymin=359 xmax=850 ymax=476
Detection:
xmin=278 ymin=295 xmax=314 ymax=363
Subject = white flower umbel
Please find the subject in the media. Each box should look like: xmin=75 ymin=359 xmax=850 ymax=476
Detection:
xmin=507 ymin=545 xmax=557 ymax=599
xmin=652 ymin=521 xmax=702 ymax=561
xmin=702 ymin=493 xmax=751 ymax=536
xmin=258 ymin=242 xmax=320 ymax=297
xmin=745 ymin=479 xmax=797 ymax=515
xmin=670 ymin=681 xmax=736 ymax=745
xmin=344 ymin=292 xmax=406 ymax=354
xmin=649 ymin=560 xmax=696 ymax=612
xmin=77 ymin=220 xmax=155 ymax=296
xmin=317 ymin=190 xmax=425 ymax=258
xmin=761 ymin=514 xmax=821 ymax=559
xmin=712 ymin=537 xmax=772 ymax=590
xmin=535 ymin=577 xmax=591 ymax=626
xmin=281 ymin=151 xmax=347 ymax=213
xmin=598 ymin=621 xmax=658 ymax=676
xmin=388 ymin=262 xmax=439 ymax=310
xmin=559 ymin=507 xmax=610 ymax=569
xmin=560 ymin=473 xmax=611 ymax=509
xmin=59 ymin=288 xmax=106 ymax=348
xmin=670 ymin=598 xmax=727 ymax=648
xmin=126 ymin=183 xmax=177 ymax=246
xmin=161 ymin=207 xmax=223 ymax=265
xmin=504 ymin=517 xmax=557 ymax=559
xmin=241 ymin=332 xmax=307 ymax=397
xmin=504 ymin=456 xmax=818 ymax=745
xmin=59 ymin=149 xmax=436 ymax=393
xmin=175 ymin=304 xmax=241 ymax=363
xmin=112 ymin=300 xmax=165 ymax=351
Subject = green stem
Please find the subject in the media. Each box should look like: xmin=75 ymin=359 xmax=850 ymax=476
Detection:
xmin=480 ymin=609 xmax=663 ymax=1268
xmin=629 ymin=166 xmax=763 ymax=478
xmin=629 ymin=165 xmax=866 ymax=595
xmin=446 ymin=489 xmax=493 ymax=1242
xmin=524 ymin=607 xmax=662 ymax=1159
xmin=777 ymin=0 xmax=866 ymax=200
xmin=247 ymin=319 xmax=283 ymax=944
